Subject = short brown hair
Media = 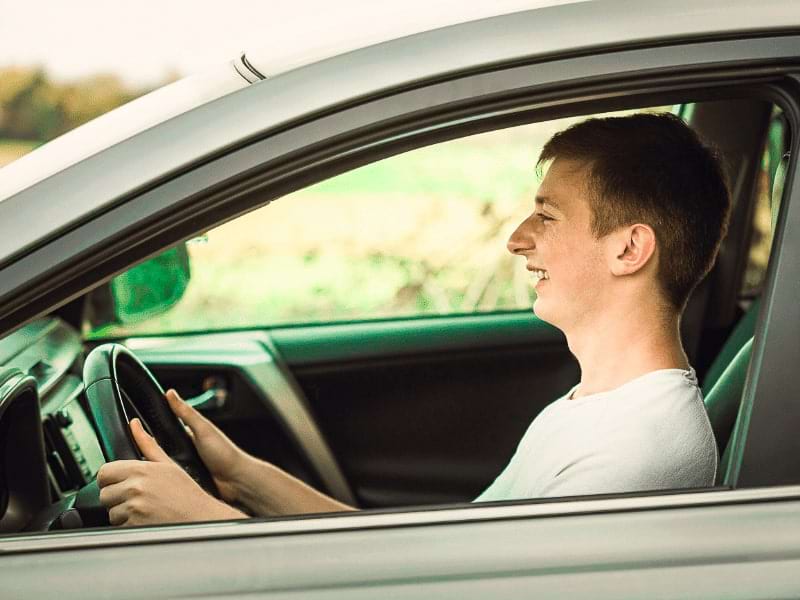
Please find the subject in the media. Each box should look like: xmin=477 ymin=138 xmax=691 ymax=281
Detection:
xmin=539 ymin=112 xmax=731 ymax=310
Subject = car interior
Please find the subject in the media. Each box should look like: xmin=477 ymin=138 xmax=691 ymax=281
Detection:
xmin=0 ymin=93 xmax=790 ymax=535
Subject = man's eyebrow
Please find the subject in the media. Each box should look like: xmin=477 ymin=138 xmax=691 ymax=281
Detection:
xmin=535 ymin=195 xmax=561 ymax=211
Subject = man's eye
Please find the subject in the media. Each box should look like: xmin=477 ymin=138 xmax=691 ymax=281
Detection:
xmin=535 ymin=212 xmax=553 ymax=222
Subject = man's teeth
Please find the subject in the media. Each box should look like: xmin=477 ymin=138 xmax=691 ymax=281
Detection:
xmin=532 ymin=269 xmax=549 ymax=280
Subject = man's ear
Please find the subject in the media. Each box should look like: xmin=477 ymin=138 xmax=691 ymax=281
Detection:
xmin=608 ymin=223 xmax=657 ymax=276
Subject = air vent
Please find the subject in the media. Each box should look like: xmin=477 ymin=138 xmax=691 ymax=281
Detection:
xmin=42 ymin=418 xmax=74 ymax=496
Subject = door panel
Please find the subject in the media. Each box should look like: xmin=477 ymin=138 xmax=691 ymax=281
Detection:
xmin=276 ymin=312 xmax=577 ymax=505
xmin=292 ymin=344 xmax=576 ymax=505
xmin=5 ymin=490 xmax=800 ymax=599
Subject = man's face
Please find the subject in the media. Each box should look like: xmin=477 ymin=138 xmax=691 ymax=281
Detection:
xmin=507 ymin=158 xmax=613 ymax=331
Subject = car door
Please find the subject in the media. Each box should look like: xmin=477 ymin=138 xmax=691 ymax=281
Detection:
xmin=2 ymin=3 xmax=800 ymax=598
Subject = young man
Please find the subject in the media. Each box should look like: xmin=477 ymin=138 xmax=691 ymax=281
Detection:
xmin=97 ymin=112 xmax=730 ymax=525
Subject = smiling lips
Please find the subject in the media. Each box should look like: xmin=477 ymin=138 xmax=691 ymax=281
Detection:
xmin=528 ymin=267 xmax=550 ymax=288
xmin=528 ymin=267 xmax=550 ymax=286
xmin=531 ymin=269 xmax=549 ymax=280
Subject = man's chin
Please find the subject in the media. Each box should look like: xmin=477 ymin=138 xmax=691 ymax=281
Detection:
xmin=532 ymin=298 xmax=557 ymax=327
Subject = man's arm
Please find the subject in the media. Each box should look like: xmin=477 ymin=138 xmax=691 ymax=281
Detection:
xmin=166 ymin=388 xmax=355 ymax=516
xmin=226 ymin=454 xmax=354 ymax=516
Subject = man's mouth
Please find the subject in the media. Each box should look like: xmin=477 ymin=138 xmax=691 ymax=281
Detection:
xmin=532 ymin=269 xmax=549 ymax=280
xmin=528 ymin=266 xmax=550 ymax=279
xmin=528 ymin=267 xmax=550 ymax=286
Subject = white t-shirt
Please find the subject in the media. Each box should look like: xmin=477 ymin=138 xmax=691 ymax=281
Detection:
xmin=475 ymin=368 xmax=718 ymax=502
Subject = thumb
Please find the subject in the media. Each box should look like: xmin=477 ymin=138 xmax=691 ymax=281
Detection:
xmin=130 ymin=418 xmax=171 ymax=463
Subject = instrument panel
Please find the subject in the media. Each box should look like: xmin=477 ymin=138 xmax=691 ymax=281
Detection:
xmin=42 ymin=375 xmax=105 ymax=493
xmin=0 ymin=318 xmax=104 ymax=532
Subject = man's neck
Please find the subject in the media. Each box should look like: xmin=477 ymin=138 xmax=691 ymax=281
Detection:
xmin=565 ymin=300 xmax=688 ymax=399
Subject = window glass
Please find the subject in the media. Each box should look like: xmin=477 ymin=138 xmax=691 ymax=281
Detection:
xmin=88 ymin=109 xmax=669 ymax=337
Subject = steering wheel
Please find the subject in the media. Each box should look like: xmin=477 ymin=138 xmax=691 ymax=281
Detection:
xmin=83 ymin=343 xmax=219 ymax=497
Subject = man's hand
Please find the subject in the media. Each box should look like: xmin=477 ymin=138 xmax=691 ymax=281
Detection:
xmin=162 ymin=389 xmax=248 ymax=503
xmin=97 ymin=418 xmax=245 ymax=526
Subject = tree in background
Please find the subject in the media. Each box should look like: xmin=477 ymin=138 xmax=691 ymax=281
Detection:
xmin=0 ymin=66 xmax=152 ymax=143
xmin=0 ymin=68 xmax=58 ymax=140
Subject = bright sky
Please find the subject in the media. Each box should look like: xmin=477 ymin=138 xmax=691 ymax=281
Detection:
xmin=0 ymin=0 xmax=578 ymax=87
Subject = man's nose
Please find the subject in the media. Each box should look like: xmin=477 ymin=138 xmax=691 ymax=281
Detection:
xmin=507 ymin=216 xmax=535 ymax=255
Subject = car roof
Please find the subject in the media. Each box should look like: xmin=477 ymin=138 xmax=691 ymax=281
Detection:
xmin=0 ymin=0 xmax=797 ymax=267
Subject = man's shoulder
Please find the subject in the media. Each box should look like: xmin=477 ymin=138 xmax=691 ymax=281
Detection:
xmin=602 ymin=370 xmax=717 ymax=477
xmin=604 ymin=368 xmax=705 ymax=414
xmin=579 ymin=369 xmax=713 ymax=454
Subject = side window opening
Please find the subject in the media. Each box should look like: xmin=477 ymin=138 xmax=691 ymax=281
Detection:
xmin=87 ymin=108 xmax=672 ymax=338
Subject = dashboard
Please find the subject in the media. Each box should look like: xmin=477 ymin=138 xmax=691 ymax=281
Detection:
xmin=0 ymin=318 xmax=105 ymax=532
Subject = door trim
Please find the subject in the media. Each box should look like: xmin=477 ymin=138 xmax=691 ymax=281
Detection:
xmin=4 ymin=484 xmax=800 ymax=554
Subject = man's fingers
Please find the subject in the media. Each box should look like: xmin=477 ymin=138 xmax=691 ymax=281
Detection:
xmin=165 ymin=389 xmax=210 ymax=433
xmin=98 ymin=481 xmax=129 ymax=509
xmin=107 ymin=504 xmax=129 ymax=526
xmin=97 ymin=460 xmax=142 ymax=487
xmin=130 ymin=418 xmax=171 ymax=463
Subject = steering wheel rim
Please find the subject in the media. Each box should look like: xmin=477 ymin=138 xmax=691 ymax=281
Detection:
xmin=83 ymin=343 xmax=219 ymax=497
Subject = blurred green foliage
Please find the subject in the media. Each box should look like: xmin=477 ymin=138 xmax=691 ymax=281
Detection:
xmin=0 ymin=138 xmax=38 ymax=166
xmin=0 ymin=66 xmax=152 ymax=143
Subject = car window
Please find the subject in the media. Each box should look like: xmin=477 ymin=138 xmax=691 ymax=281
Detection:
xmin=86 ymin=108 xmax=669 ymax=337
